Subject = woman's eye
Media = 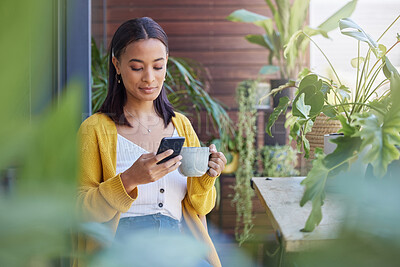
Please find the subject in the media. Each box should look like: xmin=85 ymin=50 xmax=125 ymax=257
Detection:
xmin=154 ymin=67 xmax=163 ymax=70
xmin=131 ymin=67 xmax=142 ymax=71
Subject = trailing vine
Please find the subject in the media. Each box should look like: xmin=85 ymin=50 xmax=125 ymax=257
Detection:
xmin=232 ymin=80 xmax=257 ymax=245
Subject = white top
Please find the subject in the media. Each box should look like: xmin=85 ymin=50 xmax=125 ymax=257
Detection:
xmin=116 ymin=129 xmax=187 ymax=221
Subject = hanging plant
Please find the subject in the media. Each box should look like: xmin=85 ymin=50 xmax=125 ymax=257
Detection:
xmin=232 ymin=80 xmax=257 ymax=245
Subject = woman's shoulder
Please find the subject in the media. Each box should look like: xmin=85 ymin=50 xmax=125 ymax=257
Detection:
xmin=79 ymin=113 xmax=116 ymax=134
xmin=172 ymin=112 xmax=192 ymax=126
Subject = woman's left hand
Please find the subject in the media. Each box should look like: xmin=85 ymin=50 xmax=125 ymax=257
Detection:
xmin=207 ymin=144 xmax=227 ymax=177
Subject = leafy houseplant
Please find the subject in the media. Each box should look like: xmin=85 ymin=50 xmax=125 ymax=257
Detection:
xmin=267 ymin=16 xmax=400 ymax=232
xmin=258 ymin=145 xmax=299 ymax=177
xmin=232 ymin=80 xmax=258 ymax=245
xmin=226 ymin=0 xmax=357 ymax=80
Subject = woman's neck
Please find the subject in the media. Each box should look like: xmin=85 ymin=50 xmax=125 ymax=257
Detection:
xmin=124 ymin=100 xmax=158 ymax=120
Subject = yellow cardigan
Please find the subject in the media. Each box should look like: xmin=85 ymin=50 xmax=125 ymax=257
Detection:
xmin=76 ymin=112 xmax=221 ymax=267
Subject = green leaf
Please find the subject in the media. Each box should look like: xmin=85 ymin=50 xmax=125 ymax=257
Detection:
xmin=350 ymin=57 xmax=365 ymax=68
xmin=377 ymin=44 xmax=387 ymax=58
xmin=337 ymin=114 xmax=356 ymax=136
xmin=318 ymin=0 xmax=358 ymax=33
xmin=259 ymin=65 xmax=280 ymax=75
xmin=321 ymin=105 xmax=337 ymax=117
xmin=276 ymin=0 xmax=290 ymax=41
xmin=226 ymin=9 xmax=270 ymax=23
xmin=321 ymin=81 xmax=332 ymax=97
xmin=300 ymin=152 xmax=329 ymax=232
xmin=303 ymin=26 xmax=329 ymax=38
xmin=289 ymin=0 xmax=310 ymax=37
xmin=325 ymin=135 xmax=362 ymax=172
xmin=283 ymin=30 xmax=303 ymax=59
xmin=246 ymin=34 xmax=273 ymax=50
xmin=294 ymin=93 xmax=311 ymax=119
xmin=266 ymin=96 xmax=290 ymax=136
xmin=337 ymin=85 xmax=351 ymax=100
xmin=297 ymin=67 xmax=311 ymax=80
xmin=383 ymin=56 xmax=400 ymax=80
xmin=339 ymin=18 xmax=378 ymax=50
xmin=353 ymin=112 xmax=400 ymax=177
xmin=293 ymin=75 xmax=325 ymax=117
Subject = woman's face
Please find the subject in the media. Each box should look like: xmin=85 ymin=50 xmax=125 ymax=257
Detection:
xmin=112 ymin=38 xmax=168 ymax=104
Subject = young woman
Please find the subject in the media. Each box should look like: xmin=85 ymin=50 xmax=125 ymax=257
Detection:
xmin=77 ymin=17 xmax=225 ymax=266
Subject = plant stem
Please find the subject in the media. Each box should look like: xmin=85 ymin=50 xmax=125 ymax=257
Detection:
xmin=331 ymin=102 xmax=386 ymax=116
xmin=303 ymin=32 xmax=342 ymax=86
xmin=327 ymin=82 xmax=351 ymax=121
xmin=376 ymin=15 xmax=400 ymax=42
xmin=355 ymin=41 xmax=361 ymax=104
xmin=365 ymin=80 xmax=390 ymax=101
xmin=363 ymin=62 xmax=385 ymax=104
xmin=356 ymin=40 xmax=399 ymax=114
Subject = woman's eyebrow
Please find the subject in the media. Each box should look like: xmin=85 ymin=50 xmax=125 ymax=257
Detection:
xmin=128 ymin=58 xmax=165 ymax=63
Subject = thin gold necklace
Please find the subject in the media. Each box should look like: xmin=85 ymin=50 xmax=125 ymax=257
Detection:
xmin=124 ymin=108 xmax=151 ymax=133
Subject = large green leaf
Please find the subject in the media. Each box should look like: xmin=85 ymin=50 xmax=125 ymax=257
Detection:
xmin=301 ymin=134 xmax=361 ymax=232
xmin=288 ymin=0 xmax=310 ymax=37
xmin=276 ymin=0 xmax=290 ymax=41
xmin=339 ymin=18 xmax=378 ymax=50
xmin=292 ymin=75 xmax=324 ymax=117
xmin=318 ymin=0 xmax=358 ymax=33
xmin=266 ymin=96 xmax=290 ymax=136
xmin=259 ymin=65 xmax=280 ymax=75
xmin=300 ymin=151 xmax=329 ymax=232
xmin=226 ymin=9 xmax=270 ymax=23
xmin=383 ymin=56 xmax=400 ymax=81
xmin=283 ymin=30 xmax=303 ymax=60
xmin=294 ymin=93 xmax=311 ymax=119
xmin=245 ymin=34 xmax=273 ymax=50
xmin=337 ymin=114 xmax=356 ymax=136
xmin=353 ymin=112 xmax=400 ymax=177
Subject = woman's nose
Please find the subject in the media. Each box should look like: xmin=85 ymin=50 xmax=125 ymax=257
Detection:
xmin=142 ymin=68 xmax=155 ymax=83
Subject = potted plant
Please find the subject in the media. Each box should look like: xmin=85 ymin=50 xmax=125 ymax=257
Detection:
xmin=266 ymin=16 xmax=400 ymax=231
xmin=226 ymin=0 xmax=357 ymax=106
xmin=232 ymin=80 xmax=258 ymax=245
xmin=258 ymin=145 xmax=299 ymax=177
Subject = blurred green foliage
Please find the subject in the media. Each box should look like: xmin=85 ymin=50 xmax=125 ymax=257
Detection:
xmin=0 ymin=0 xmax=82 ymax=265
xmin=258 ymin=145 xmax=299 ymax=177
xmin=0 ymin=1 xmax=207 ymax=266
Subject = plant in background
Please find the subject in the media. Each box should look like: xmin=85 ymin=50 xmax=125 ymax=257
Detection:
xmin=232 ymin=80 xmax=257 ymax=245
xmin=226 ymin=0 xmax=357 ymax=79
xmin=259 ymin=145 xmax=299 ymax=177
xmin=268 ymin=16 xmax=400 ymax=232
xmin=164 ymin=57 xmax=235 ymax=146
xmin=91 ymin=39 xmax=234 ymax=146
xmin=91 ymin=38 xmax=109 ymax=113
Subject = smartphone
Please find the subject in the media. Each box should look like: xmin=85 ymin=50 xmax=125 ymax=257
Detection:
xmin=156 ymin=137 xmax=185 ymax=164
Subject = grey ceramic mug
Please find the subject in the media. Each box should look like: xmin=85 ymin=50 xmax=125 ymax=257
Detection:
xmin=178 ymin=147 xmax=210 ymax=177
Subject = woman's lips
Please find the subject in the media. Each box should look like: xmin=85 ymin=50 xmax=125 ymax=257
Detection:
xmin=139 ymin=87 xmax=157 ymax=93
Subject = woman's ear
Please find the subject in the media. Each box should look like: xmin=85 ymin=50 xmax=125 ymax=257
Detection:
xmin=112 ymin=56 xmax=120 ymax=74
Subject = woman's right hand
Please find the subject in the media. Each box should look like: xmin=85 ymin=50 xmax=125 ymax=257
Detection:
xmin=120 ymin=149 xmax=182 ymax=194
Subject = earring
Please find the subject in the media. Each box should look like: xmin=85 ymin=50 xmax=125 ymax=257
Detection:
xmin=116 ymin=73 xmax=121 ymax=84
